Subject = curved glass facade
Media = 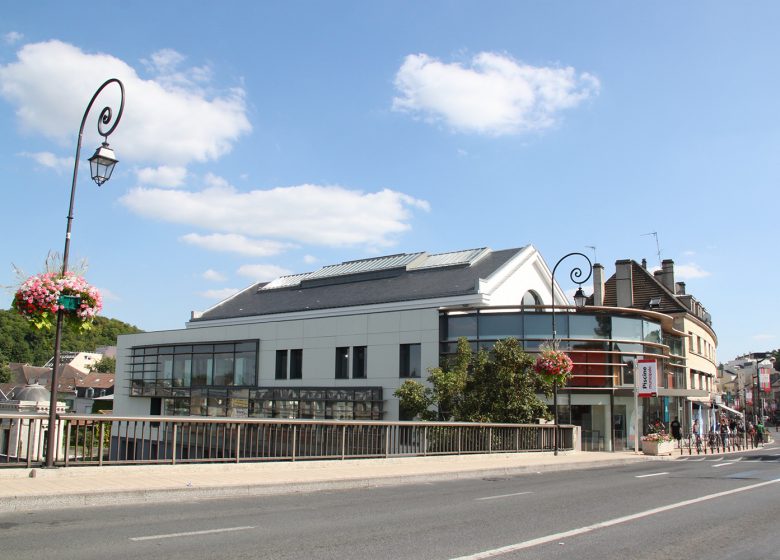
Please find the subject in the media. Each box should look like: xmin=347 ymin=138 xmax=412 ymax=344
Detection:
xmin=440 ymin=310 xmax=674 ymax=389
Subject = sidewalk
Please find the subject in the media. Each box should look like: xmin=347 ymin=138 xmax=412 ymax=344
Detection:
xmin=0 ymin=451 xmax=660 ymax=513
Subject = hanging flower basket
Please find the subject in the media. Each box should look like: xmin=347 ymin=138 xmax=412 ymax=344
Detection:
xmin=534 ymin=349 xmax=574 ymax=384
xmin=12 ymin=272 xmax=102 ymax=332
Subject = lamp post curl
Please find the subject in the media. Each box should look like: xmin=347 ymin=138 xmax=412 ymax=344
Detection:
xmin=550 ymin=252 xmax=593 ymax=455
xmin=45 ymin=79 xmax=124 ymax=468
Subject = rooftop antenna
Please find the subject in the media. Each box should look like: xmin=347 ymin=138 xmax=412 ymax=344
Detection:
xmin=641 ymin=232 xmax=661 ymax=267
xmin=585 ymin=245 xmax=597 ymax=263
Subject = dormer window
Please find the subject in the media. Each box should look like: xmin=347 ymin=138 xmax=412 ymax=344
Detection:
xmin=649 ymin=296 xmax=661 ymax=309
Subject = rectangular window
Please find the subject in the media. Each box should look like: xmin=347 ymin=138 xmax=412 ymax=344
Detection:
xmin=234 ymin=351 xmax=256 ymax=386
xmin=213 ymin=353 xmax=234 ymax=386
xmin=353 ymin=346 xmax=367 ymax=379
xmin=399 ymin=343 xmax=421 ymax=378
xmin=191 ymin=355 xmax=212 ymax=386
xmin=290 ymin=349 xmax=303 ymax=379
xmin=335 ymin=347 xmax=350 ymax=379
xmin=275 ymin=349 xmax=288 ymax=380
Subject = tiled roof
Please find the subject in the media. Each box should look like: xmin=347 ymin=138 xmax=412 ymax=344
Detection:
xmin=602 ymin=260 xmax=687 ymax=313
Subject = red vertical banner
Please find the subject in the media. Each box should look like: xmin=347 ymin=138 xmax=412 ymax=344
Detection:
xmin=759 ymin=366 xmax=771 ymax=393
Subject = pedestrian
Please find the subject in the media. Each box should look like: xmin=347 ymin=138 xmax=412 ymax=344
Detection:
xmin=719 ymin=416 xmax=729 ymax=449
xmin=756 ymin=420 xmax=765 ymax=446
xmin=671 ymin=416 xmax=682 ymax=446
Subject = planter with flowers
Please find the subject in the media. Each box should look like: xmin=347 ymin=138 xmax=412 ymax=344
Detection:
xmin=641 ymin=432 xmax=675 ymax=455
xmin=12 ymin=271 xmax=102 ymax=332
xmin=534 ymin=348 xmax=574 ymax=386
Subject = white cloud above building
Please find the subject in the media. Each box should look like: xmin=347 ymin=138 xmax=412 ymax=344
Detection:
xmin=393 ymin=51 xmax=599 ymax=135
xmin=122 ymin=182 xmax=430 ymax=249
xmin=0 ymin=40 xmax=251 ymax=166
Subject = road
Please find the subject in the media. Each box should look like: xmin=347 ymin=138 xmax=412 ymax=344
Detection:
xmin=2 ymin=445 xmax=780 ymax=560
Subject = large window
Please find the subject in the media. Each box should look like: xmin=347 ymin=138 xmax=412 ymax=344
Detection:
xmin=247 ymin=387 xmax=382 ymax=420
xmin=335 ymin=347 xmax=349 ymax=379
xmin=129 ymin=340 xmax=258 ymax=398
xmin=399 ymin=343 xmax=421 ymax=378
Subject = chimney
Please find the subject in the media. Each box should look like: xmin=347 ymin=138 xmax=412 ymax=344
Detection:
xmin=675 ymin=281 xmax=686 ymax=295
xmin=615 ymin=260 xmax=634 ymax=308
xmin=641 ymin=258 xmax=647 ymax=269
xmin=593 ymin=263 xmax=605 ymax=306
xmin=660 ymin=259 xmax=675 ymax=292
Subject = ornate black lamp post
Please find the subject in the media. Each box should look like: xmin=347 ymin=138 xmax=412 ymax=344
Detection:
xmin=45 ymin=79 xmax=125 ymax=468
xmin=550 ymin=252 xmax=592 ymax=455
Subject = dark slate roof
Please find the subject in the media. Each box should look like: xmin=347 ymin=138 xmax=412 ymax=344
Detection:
xmin=192 ymin=247 xmax=523 ymax=322
xmin=601 ymin=260 xmax=688 ymax=314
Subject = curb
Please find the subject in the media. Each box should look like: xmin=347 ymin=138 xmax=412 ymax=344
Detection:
xmin=1 ymin=456 xmax=652 ymax=513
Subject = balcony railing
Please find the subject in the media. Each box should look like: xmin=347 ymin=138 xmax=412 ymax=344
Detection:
xmin=0 ymin=414 xmax=578 ymax=468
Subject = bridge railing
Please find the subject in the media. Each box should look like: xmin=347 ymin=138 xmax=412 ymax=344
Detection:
xmin=0 ymin=414 xmax=579 ymax=468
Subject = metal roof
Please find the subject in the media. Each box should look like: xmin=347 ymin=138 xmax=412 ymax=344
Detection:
xmin=259 ymin=248 xmax=489 ymax=291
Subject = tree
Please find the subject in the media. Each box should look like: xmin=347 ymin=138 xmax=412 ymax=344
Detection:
xmin=89 ymin=356 xmax=116 ymax=373
xmin=394 ymin=337 xmax=553 ymax=424
xmin=0 ymin=309 xmax=142 ymax=366
xmin=0 ymin=350 xmax=11 ymax=383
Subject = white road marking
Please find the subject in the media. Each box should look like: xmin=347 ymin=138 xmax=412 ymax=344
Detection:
xmin=712 ymin=462 xmax=735 ymax=468
xmin=130 ymin=526 xmax=255 ymax=542
xmin=635 ymin=472 xmax=668 ymax=478
xmin=477 ymin=491 xmax=533 ymax=501
xmin=449 ymin=478 xmax=780 ymax=560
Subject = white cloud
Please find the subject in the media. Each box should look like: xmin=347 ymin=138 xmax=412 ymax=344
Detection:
xmin=0 ymin=40 xmax=251 ymax=166
xmin=122 ymin=182 xmax=430 ymax=249
xmin=303 ymin=254 xmax=318 ymax=265
xmin=136 ymin=165 xmax=187 ymax=187
xmin=182 ymin=233 xmax=292 ymax=256
xmin=199 ymin=288 xmax=240 ymax=300
xmin=20 ymin=151 xmax=72 ymax=172
xmin=4 ymin=32 xmax=23 ymax=45
xmin=675 ymin=263 xmax=711 ymax=280
xmin=237 ymin=264 xmax=293 ymax=280
xmin=202 ymin=268 xmax=226 ymax=282
xmin=393 ymin=52 xmax=599 ymax=135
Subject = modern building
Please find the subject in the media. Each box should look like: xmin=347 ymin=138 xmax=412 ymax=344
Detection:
xmin=114 ymin=245 xmax=717 ymax=452
xmin=115 ymin=246 xmax=559 ymax=423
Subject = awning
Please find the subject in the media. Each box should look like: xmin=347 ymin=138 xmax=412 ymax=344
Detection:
xmin=687 ymin=396 xmax=711 ymax=408
xmin=715 ymin=403 xmax=743 ymax=418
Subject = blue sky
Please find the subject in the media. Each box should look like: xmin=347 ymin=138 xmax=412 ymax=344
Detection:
xmin=1 ymin=2 xmax=777 ymax=362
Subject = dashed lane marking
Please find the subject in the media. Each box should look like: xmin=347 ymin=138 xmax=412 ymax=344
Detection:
xmin=130 ymin=526 xmax=255 ymax=542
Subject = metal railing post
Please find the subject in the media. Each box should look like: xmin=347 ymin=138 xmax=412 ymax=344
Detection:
xmin=64 ymin=420 xmax=71 ymax=467
xmin=385 ymin=425 xmax=390 ymax=458
xmin=423 ymin=426 xmax=428 ymax=456
xmin=99 ymin=422 xmax=105 ymax=466
xmin=236 ymin=424 xmax=242 ymax=463
xmin=341 ymin=425 xmax=347 ymax=460
xmin=291 ymin=425 xmax=297 ymax=462
xmin=171 ymin=424 xmax=178 ymax=465
xmin=488 ymin=427 xmax=493 ymax=454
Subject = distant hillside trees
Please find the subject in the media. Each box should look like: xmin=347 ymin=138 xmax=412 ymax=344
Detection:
xmin=0 ymin=309 xmax=142 ymax=366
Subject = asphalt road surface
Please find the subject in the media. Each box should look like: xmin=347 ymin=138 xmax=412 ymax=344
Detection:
xmin=3 ymin=444 xmax=780 ymax=560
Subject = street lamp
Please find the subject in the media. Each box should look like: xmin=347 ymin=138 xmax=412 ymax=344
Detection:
xmin=550 ymin=252 xmax=593 ymax=455
xmin=45 ymin=79 xmax=125 ymax=468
